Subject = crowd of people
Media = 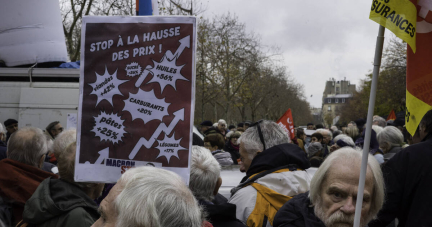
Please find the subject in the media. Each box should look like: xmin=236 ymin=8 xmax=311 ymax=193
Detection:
xmin=0 ymin=109 xmax=431 ymax=227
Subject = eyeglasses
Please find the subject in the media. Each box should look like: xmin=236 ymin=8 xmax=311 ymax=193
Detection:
xmin=249 ymin=119 xmax=266 ymax=151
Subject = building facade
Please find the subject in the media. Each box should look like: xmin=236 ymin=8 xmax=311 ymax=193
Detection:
xmin=321 ymin=78 xmax=356 ymax=127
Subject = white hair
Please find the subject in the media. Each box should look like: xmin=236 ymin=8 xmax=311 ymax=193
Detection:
xmin=57 ymin=142 xmax=96 ymax=189
xmin=372 ymin=125 xmax=384 ymax=135
xmin=7 ymin=127 xmax=47 ymax=167
xmin=333 ymin=135 xmax=355 ymax=147
xmin=0 ymin=123 xmax=5 ymax=141
xmin=213 ymin=123 xmax=218 ymax=127
xmin=190 ymin=146 xmax=221 ymax=201
xmin=115 ymin=167 xmax=203 ymax=227
xmin=0 ymin=123 xmax=5 ymax=133
xmin=53 ymin=128 xmax=76 ymax=160
xmin=330 ymin=126 xmax=338 ymax=131
xmin=238 ymin=120 xmax=290 ymax=159
xmin=377 ymin=126 xmax=404 ymax=152
xmin=373 ymin=116 xmax=387 ymax=127
xmin=309 ymin=147 xmax=384 ymax=220
xmin=218 ymin=119 xmax=226 ymax=125
xmin=316 ymin=128 xmax=333 ymax=140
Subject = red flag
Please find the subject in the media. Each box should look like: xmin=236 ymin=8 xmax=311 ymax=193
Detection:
xmin=406 ymin=0 xmax=432 ymax=135
xmin=387 ymin=109 xmax=397 ymax=121
xmin=277 ymin=108 xmax=295 ymax=140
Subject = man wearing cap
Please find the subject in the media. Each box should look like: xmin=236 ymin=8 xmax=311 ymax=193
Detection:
xmin=4 ymin=119 xmax=18 ymax=143
xmin=201 ymin=120 xmax=222 ymax=136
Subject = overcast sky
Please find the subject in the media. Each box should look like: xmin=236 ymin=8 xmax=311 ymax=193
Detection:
xmin=202 ymin=0 xmax=392 ymax=108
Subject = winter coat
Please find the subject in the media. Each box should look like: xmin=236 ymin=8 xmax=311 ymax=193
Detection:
xmin=193 ymin=132 xmax=205 ymax=146
xmin=224 ymin=141 xmax=240 ymax=164
xmin=0 ymin=140 xmax=6 ymax=161
xmin=273 ymin=192 xmax=325 ymax=227
xmin=22 ymin=178 xmax=99 ymax=227
xmin=368 ymin=134 xmax=432 ymax=227
xmin=383 ymin=146 xmax=402 ymax=162
xmin=200 ymin=200 xmax=246 ymax=227
xmin=212 ymin=150 xmax=233 ymax=166
xmin=0 ymin=159 xmax=58 ymax=225
xmin=228 ymin=143 xmax=312 ymax=227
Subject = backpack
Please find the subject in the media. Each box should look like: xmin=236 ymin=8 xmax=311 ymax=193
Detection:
xmin=231 ymin=165 xmax=300 ymax=227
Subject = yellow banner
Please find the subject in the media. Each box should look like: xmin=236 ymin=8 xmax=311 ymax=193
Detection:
xmin=369 ymin=0 xmax=417 ymax=53
xmin=406 ymin=90 xmax=432 ymax=135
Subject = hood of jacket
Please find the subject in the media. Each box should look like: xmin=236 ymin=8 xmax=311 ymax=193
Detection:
xmin=23 ymin=178 xmax=99 ymax=224
xmin=246 ymin=143 xmax=310 ymax=178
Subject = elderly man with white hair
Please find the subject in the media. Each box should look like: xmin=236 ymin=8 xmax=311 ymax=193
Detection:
xmin=48 ymin=128 xmax=77 ymax=165
xmin=274 ymin=147 xmax=385 ymax=227
xmin=316 ymin=129 xmax=333 ymax=157
xmin=228 ymin=120 xmax=312 ymax=227
xmin=190 ymin=146 xmax=246 ymax=227
xmin=217 ymin=119 xmax=228 ymax=136
xmin=22 ymin=142 xmax=104 ymax=227
xmin=91 ymin=166 xmax=204 ymax=227
xmin=0 ymin=127 xmax=58 ymax=225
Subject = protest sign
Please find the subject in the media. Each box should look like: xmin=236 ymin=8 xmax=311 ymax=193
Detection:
xmin=369 ymin=0 xmax=417 ymax=52
xmin=75 ymin=16 xmax=196 ymax=184
xmin=276 ymin=108 xmax=295 ymax=140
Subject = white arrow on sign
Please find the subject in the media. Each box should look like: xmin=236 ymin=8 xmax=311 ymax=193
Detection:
xmin=84 ymin=147 xmax=109 ymax=164
xmin=129 ymin=108 xmax=185 ymax=159
xmin=134 ymin=36 xmax=191 ymax=88
xmin=165 ymin=36 xmax=190 ymax=61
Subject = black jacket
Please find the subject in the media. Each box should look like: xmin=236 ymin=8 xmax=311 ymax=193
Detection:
xmin=224 ymin=141 xmax=240 ymax=164
xmin=0 ymin=140 xmax=6 ymax=161
xmin=200 ymin=200 xmax=246 ymax=227
xmin=23 ymin=178 xmax=99 ymax=227
xmin=273 ymin=192 xmax=325 ymax=227
xmin=368 ymin=134 xmax=432 ymax=227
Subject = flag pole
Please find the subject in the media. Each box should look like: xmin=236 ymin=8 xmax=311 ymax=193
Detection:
xmin=353 ymin=25 xmax=385 ymax=227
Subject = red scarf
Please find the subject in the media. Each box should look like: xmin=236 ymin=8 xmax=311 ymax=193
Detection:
xmin=230 ymin=141 xmax=239 ymax=150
